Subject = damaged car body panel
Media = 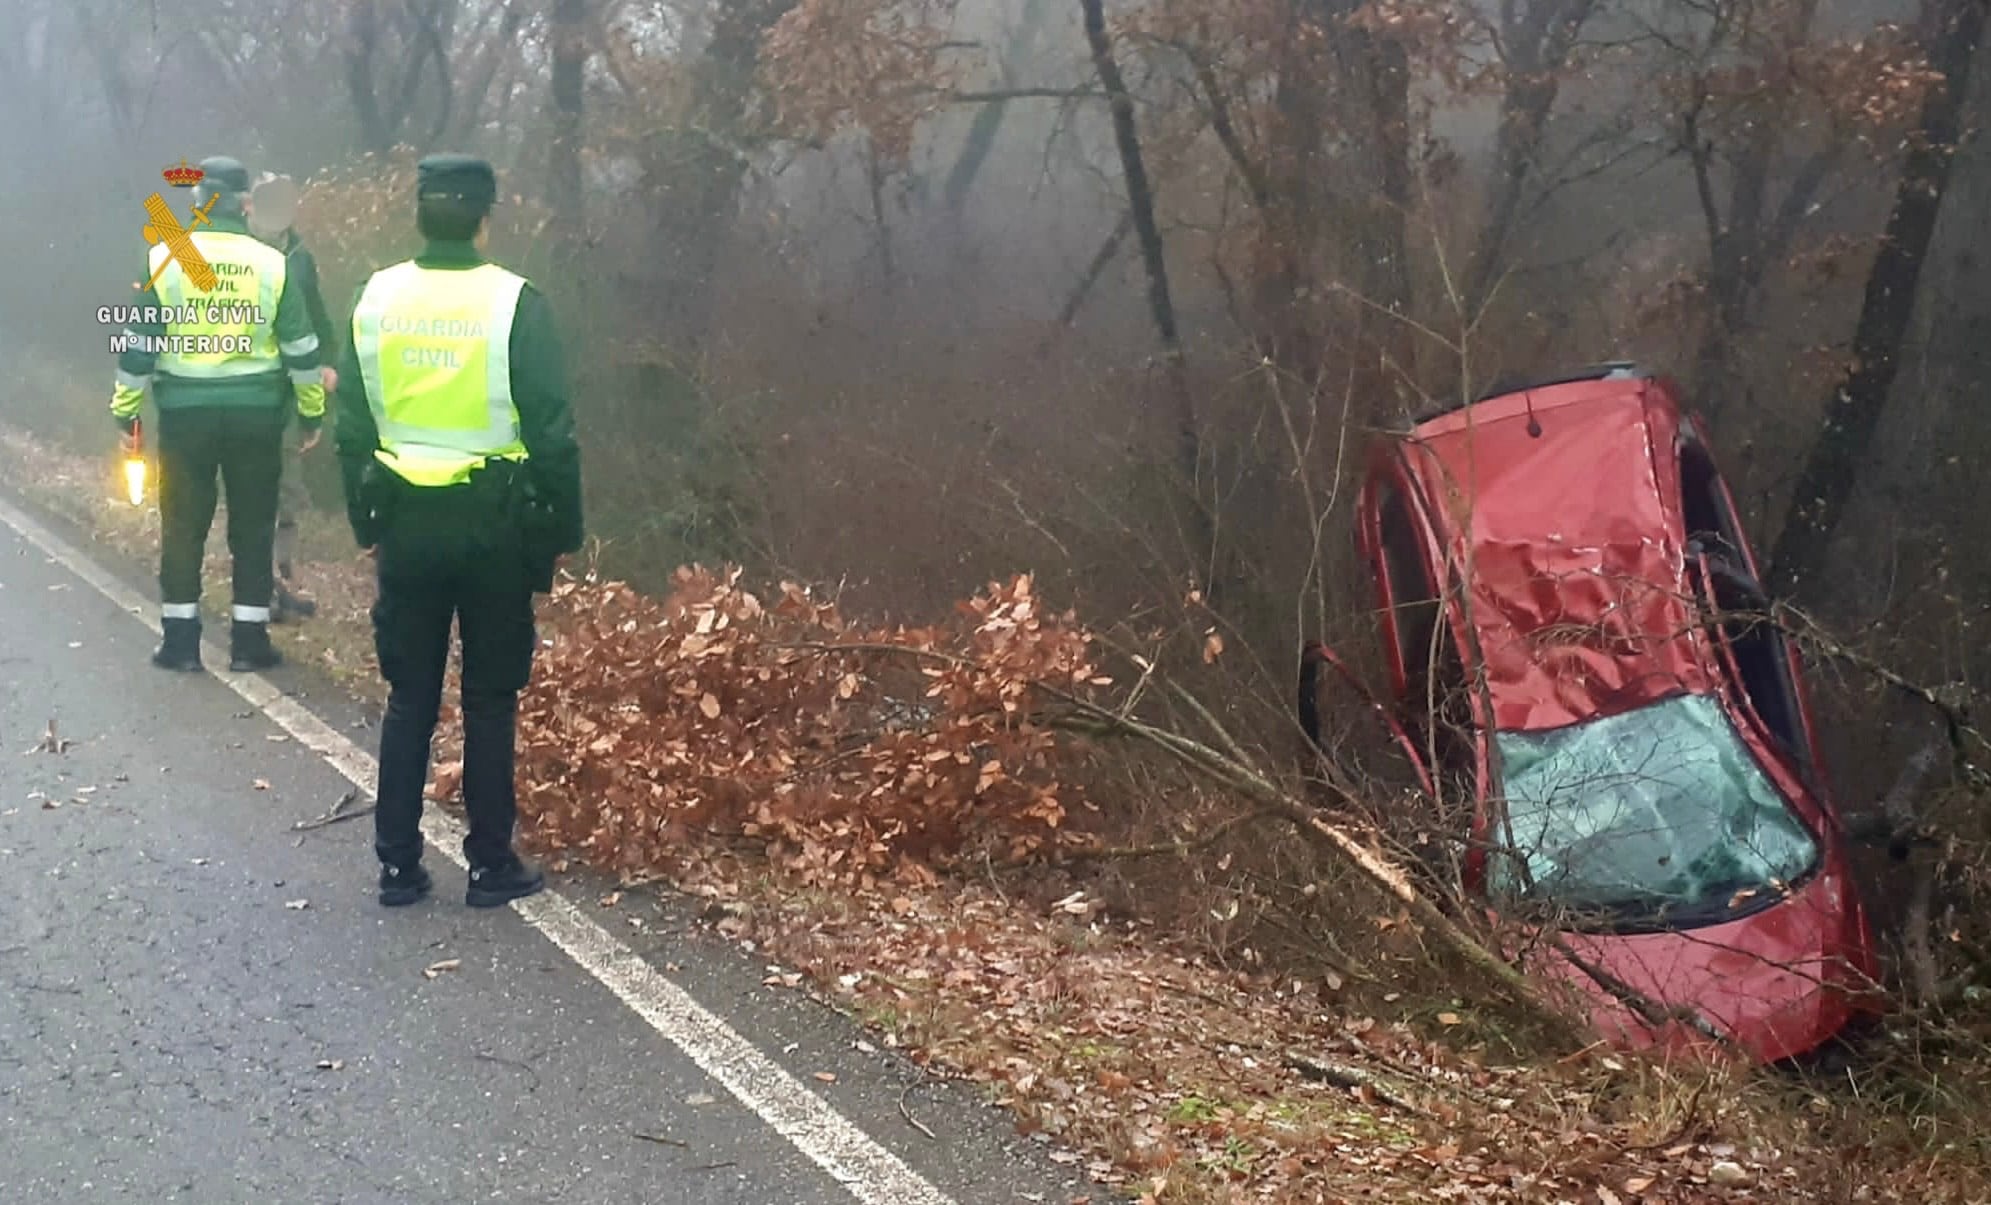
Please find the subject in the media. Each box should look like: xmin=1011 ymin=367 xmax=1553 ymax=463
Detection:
xmin=1337 ymin=366 xmax=1879 ymax=1063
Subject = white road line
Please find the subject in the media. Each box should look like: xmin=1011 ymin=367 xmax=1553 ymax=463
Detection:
xmin=0 ymin=494 xmax=955 ymax=1205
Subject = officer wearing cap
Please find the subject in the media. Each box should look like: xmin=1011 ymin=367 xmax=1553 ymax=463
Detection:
xmin=249 ymin=171 xmax=337 ymax=623
xmin=111 ymin=154 xmax=327 ymax=672
xmin=332 ymin=153 xmax=583 ymax=908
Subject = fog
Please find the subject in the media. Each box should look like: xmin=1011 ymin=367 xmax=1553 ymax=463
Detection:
xmin=0 ymin=0 xmax=1982 ymax=735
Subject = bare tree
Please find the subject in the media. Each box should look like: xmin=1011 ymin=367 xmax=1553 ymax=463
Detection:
xmin=1461 ymin=0 xmax=1605 ymax=315
xmin=1080 ymin=0 xmax=1196 ymax=477
xmin=1768 ymin=0 xmax=1988 ymax=599
xmin=342 ymin=0 xmax=460 ymax=155
xmin=548 ymin=0 xmax=589 ymax=232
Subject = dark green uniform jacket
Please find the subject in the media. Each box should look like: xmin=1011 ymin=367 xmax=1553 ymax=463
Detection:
xmin=111 ymin=211 xmax=325 ymax=428
xmin=279 ymin=229 xmax=339 ymax=364
xmin=275 ymin=228 xmax=337 ymax=433
xmin=331 ymin=239 xmax=584 ymax=558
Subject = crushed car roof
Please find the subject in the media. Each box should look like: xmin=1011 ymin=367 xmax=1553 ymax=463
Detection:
xmin=1399 ymin=377 xmax=1715 ymax=732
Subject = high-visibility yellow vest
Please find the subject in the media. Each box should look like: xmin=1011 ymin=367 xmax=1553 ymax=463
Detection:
xmin=150 ymin=230 xmax=288 ymax=378
xmin=351 ymin=261 xmax=530 ymax=488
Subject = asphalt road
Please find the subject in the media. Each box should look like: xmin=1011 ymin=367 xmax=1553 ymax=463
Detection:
xmin=0 ymin=502 xmax=1104 ymax=1205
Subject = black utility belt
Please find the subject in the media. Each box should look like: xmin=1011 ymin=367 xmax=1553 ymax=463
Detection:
xmin=383 ymin=459 xmax=522 ymax=494
xmin=377 ymin=461 xmax=551 ymax=528
xmin=155 ymin=371 xmax=285 ymax=391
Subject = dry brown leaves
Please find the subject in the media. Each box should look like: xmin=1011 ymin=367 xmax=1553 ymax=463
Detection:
xmin=760 ymin=0 xmax=963 ymax=163
xmin=515 ymin=566 xmax=1103 ymax=887
xmin=735 ymin=883 xmax=1900 ymax=1204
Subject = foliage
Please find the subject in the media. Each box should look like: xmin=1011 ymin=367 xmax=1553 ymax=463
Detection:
xmin=761 ymin=0 xmax=964 ymax=162
xmin=508 ymin=568 xmax=1100 ymax=886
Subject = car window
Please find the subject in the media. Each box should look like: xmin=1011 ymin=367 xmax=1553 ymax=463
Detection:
xmin=1677 ymin=438 xmax=1810 ymax=766
xmin=1375 ymin=478 xmax=1475 ymax=782
xmin=1376 ymin=480 xmax=1440 ymax=702
xmin=1487 ymin=693 xmax=1819 ymax=930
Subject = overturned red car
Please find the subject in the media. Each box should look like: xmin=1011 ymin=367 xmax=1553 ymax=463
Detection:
xmin=1305 ymin=364 xmax=1880 ymax=1063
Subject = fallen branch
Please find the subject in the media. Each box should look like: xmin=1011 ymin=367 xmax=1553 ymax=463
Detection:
xmin=898 ymin=1080 xmax=937 ymax=1140
xmin=1283 ymin=1051 xmax=1428 ymax=1116
xmin=1546 ymin=936 xmax=1734 ymax=1051
xmin=777 ymin=634 xmax=1578 ymax=1044
xmin=1059 ymin=805 xmax=1285 ymax=861
xmin=1778 ymin=604 xmax=1987 ymax=771
xmin=1617 ymin=1075 xmax=1713 ymax=1153
xmin=1041 ymin=699 xmax=1577 ymax=1044
xmin=293 ymin=789 xmax=375 ymax=831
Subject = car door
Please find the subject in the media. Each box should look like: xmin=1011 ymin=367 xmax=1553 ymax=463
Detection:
xmin=1676 ymin=428 xmax=1821 ymax=788
xmin=1362 ymin=458 xmax=1483 ymax=888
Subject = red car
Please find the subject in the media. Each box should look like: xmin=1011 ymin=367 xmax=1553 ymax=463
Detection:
xmin=1305 ymin=364 xmax=1880 ymax=1063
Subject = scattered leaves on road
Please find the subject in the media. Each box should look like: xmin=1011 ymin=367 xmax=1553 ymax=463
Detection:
xmin=423 ymin=959 xmax=462 ymax=979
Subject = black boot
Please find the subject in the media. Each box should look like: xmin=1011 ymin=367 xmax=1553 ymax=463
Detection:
xmin=152 ymin=617 xmax=203 ymax=671
xmin=465 ymin=855 xmax=545 ymax=909
xmin=273 ymin=579 xmax=318 ymax=623
xmin=379 ymin=861 xmax=434 ymax=907
xmin=229 ymin=620 xmax=282 ymax=672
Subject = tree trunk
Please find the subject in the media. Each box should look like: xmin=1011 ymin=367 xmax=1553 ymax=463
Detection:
xmin=651 ymin=0 xmax=800 ymax=354
xmin=1687 ymin=0 xmax=1820 ymax=426
xmin=1246 ymin=3 xmax=1329 ymax=391
xmin=1076 ymin=0 xmax=1202 ymax=507
xmin=1364 ymin=31 xmax=1413 ymax=317
xmin=547 ymin=0 xmax=587 ymax=238
xmin=1462 ymin=0 xmax=1597 ymax=317
xmin=1765 ymin=0 xmax=1988 ymax=600
xmin=942 ymin=0 xmax=1050 ymax=213
xmin=342 ymin=0 xmax=457 ymax=157
xmin=454 ymin=3 xmax=525 ymax=145
xmin=1355 ymin=24 xmax=1415 ymax=408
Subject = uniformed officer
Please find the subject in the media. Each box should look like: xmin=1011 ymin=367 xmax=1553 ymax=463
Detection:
xmin=248 ymin=171 xmax=337 ymax=623
xmin=332 ymin=153 xmax=583 ymax=909
xmin=112 ymin=155 xmax=327 ymax=672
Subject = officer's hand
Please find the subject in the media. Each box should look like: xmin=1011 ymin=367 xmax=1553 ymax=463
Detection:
xmin=297 ymin=427 xmax=323 ymax=455
xmin=321 ymin=365 xmax=339 ymax=393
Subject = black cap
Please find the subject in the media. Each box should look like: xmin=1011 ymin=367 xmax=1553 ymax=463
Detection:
xmin=417 ymin=153 xmax=498 ymax=209
xmin=196 ymin=156 xmax=251 ymax=194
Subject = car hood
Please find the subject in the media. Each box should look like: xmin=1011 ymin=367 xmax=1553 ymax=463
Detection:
xmin=1520 ymin=855 xmax=1876 ymax=1064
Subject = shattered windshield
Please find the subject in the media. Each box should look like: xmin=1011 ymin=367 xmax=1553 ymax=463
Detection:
xmin=1488 ymin=693 xmax=1818 ymax=928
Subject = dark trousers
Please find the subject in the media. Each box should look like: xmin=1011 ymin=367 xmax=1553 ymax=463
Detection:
xmin=370 ymin=486 xmax=538 ymax=871
xmin=274 ymin=392 xmax=308 ymax=580
xmin=157 ymin=405 xmax=287 ymax=617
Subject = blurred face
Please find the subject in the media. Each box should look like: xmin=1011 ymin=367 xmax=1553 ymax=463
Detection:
xmin=248 ymin=177 xmax=299 ymax=243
